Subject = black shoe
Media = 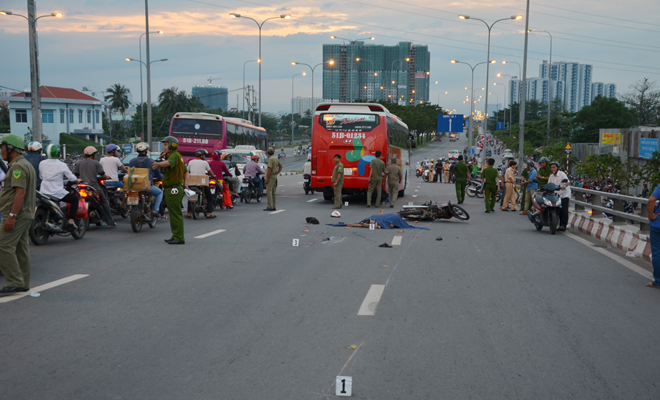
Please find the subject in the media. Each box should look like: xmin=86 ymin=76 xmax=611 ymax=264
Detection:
xmin=390 ymin=205 xmax=394 ymax=208
xmin=167 ymin=239 xmax=185 ymax=245
xmin=0 ymin=286 xmax=27 ymax=295
xmin=485 ymin=210 xmax=490 ymax=213
xmin=367 ymin=205 xmax=371 ymax=208
xmin=107 ymin=222 xmax=117 ymax=227
xmin=164 ymin=238 xmax=174 ymax=243
xmin=264 ymin=208 xmax=274 ymax=211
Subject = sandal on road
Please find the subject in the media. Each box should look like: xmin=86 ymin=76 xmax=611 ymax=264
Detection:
xmin=205 ymin=214 xmax=217 ymax=219
xmin=184 ymin=214 xmax=192 ymax=219
xmin=646 ymin=282 xmax=660 ymax=289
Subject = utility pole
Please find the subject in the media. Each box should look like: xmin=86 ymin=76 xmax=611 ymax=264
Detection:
xmin=518 ymin=0 xmax=531 ymax=169
xmin=27 ymin=0 xmax=42 ymax=142
xmin=145 ymin=0 xmax=153 ymax=150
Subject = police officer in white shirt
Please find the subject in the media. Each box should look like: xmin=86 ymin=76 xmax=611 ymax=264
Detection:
xmin=548 ymin=161 xmax=571 ymax=231
xmin=186 ymin=149 xmax=216 ymax=218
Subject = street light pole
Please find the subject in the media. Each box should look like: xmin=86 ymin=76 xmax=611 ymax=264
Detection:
xmin=126 ymin=57 xmax=168 ymax=143
xmin=1 ymin=7 xmax=62 ymax=143
xmin=530 ymin=29 xmax=553 ymax=146
xmin=497 ymin=73 xmax=514 ymax=136
xmin=139 ymin=31 xmax=163 ymax=140
xmin=231 ymin=13 xmax=292 ymax=127
xmin=390 ymin=58 xmax=409 ymax=105
xmin=291 ymin=61 xmax=334 ymax=138
xmin=292 ymin=73 xmax=304 ymax=145
xmin=144 ymin=0 xmax=154 ymax=151
xmin=243 ymin=59 xmax=258 ymax=119
xmin=519 ymin=0 xmax=531 ymax=169
xmin=459 ymin=14 xmax=522 ymax=136
xmin=451 ymin=60 xmax=493 ymax=154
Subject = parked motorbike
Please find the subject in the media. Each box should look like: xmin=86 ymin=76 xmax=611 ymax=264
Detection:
xmin=303 ymin=173 xmax=315 ymax=195
xmin=126 ymin=188 xmax=158 ymax=233
xmin=466 ymin=180 xmax=502 ymax=201
xmin=422 ymin=169 xmax=430 ymax=182
xmin=399 ymin=201 xmax=470 ymax=221
xmin=241 ymin=177 xmax=263 ymax=203
xmin=527 ymin=182 xmax=563 ymax=234
xmin=29 ymin=183 xmax=88 ymax=245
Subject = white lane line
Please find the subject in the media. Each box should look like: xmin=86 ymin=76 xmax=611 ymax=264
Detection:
xmin=194 ymin=229 xmax=226 ymax=239
xmin=269 ymin=210 xmax=285 ymax=214
xmin=415 ymin=189 xmax=419 ymax=192
xmin=391 ymin=235 xmax=403 ymax=246
xmin=564 ymin=232 xmax=653 ymax=280
xmin=0 ymin=274 xmax=89 ymax=304
xmin=413 ymin=195 xmax=418 ymax=198
xmin=307 ymin=198 xmax=319 ymax=203
xmin=357 ymin=284 xmax=386 ymax=316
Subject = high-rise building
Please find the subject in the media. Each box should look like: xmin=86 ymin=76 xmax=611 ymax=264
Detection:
xmin=322 ymin=41 xmax=430 ymax=106
xmin=291 ymin=97 xmax=323 ymax=115
xmin=192 ymin=86 xmax=228 ymax=111
xmin=539 ymin=61 xmax=593 ymax=112
xmin=591 ymin=82 xmax=617 ymax=101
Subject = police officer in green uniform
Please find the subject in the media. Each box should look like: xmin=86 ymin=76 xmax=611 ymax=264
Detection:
xmin=452 ymin=155 xmax=470 ymax=204
xmin=332 ymin=154 xmax=344 ymax=209
xmin=481 ymin=158 xmax=500 ymax=213
xmin=536 ymin=157 xmax=551 ymax=187
xmin=520 ymin=163 xmax=530 ymax=211
xmin=0 ymin=134 xmax=36 ymax=295
xmin=367 ymin=150 xmax=386 ymax=208
xmin=152 ymin=137 xmax=188 ymax=244
xmin=264 ymin=147 xmax=283 ymax=211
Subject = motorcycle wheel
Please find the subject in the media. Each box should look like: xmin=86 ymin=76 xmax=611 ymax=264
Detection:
xmin=148 ymin=214 xmax=158 ymax=229
xmin=130 ymin=205 xmax=143 ymax=233
xmin=450 ymin=205 xmax=470 ymax=221
xmin=256 ymin=194 xmax=262 ymax=203
xmin=193 ymin=198 xmax=201 ymax=220
xmin=71 ymin=218 xmax=88 ymax=239
xmin=29 ymin=209 xmax=50 ymax=245
xmin=304 ymin=187 xmax=310 ymax=195
xmin=535 ymin=222 xmax=543 ymax=231
xmin=399 ymin=209 xmax=424 ymax=219
xmin=466 ymin=186 xmax=477 ymax=197
xmin=245 ymin=191 xmax=252 ymax=204
xmin=550 ymin=211 xmax=558 ymax=235
xmin=120 ymin=204 xmax=129 ymax=219
xmin=496 ymin=191 xmax=502 ymax=201
xmin=476 ymin=189 xmax=484 ymax=198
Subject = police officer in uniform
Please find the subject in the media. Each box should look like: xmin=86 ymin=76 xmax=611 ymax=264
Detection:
xmin=332 ymin=154 xmax=344 ymax=209
xmin=481 ymin=158 xmax=500 ymax=213
xmin=385 ymin=157 xmax=402 ymax=208
xmin=0 ymin=134 xmax=36 ymax=295
xmin=152 ymin=137 xmax=188 ymax=244
xmin=536 ymin=157 xmax=551 ymax=187
xmin=367 ymin=150 xmax=385 ymax=208
xmin=452 ymin=155 xmax=470 ymax=204
xmin=264 ymin=147 xmax=283 ymax=211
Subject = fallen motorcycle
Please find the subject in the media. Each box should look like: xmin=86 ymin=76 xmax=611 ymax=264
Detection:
xmin=399 ymin=201 xmax=470 ymax=221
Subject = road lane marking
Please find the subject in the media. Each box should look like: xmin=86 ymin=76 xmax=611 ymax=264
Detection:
xmin=194 ymin=229 xmax=226 ymax=239
xmin=269 ymin=210 xmax=285 ymax=214
xmin=307 ymin=198 xmax=319 ymax=203
xmin=564 ymin=232 xmax=653 ymax=280
xmin=357 ymin=285 xmax=385 ymax=316
xmin=391 ymin=236 xmax=402 ymax=246
xmin=415 ymin=189 xmax=419 ymax=192
xmin=413 ymin=195 xmax=418 ymax=198
xmin=0 ymin=274 xmax=89 ymax=304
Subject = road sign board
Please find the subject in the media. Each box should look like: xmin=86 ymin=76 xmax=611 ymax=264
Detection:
xmin=496 ymin=122 xmax=505 ymax=130
xmin=123 ymin=144 xmax=133 ymax=154
xmin=437 ymin=114 xmax=464 ymax=133
xmin=565 ymin=149 xmax=572 ymax=154
xmin=565 ymin=143 xmax=572 ymax=150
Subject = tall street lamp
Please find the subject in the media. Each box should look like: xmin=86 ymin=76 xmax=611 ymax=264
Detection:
xmin=231 ymin=13 xmax=291 ymax=127
xmin=496 ymin=75 xmax=513 ymax=136
xmin=243 ymin=59 xmax=258 ymax=119
xmin=390 ymin=58 xmax=409 ymax=105
xmin=291 ymin=60 xmax=334 ymax=115
xmin=1 ymin=7 xmax=63 ymax=143
xmin=459 ymin=13 xmax=522 ymax=135
xmin=331 ymin=36 xmax=375 ymax=102
xmin=355 ymin=58 xmax=377 ymax=100
xmin=136 ymin=31 xmax=163 ymax=138
xmin=529 ymin=29 xmax=553 ymax=146
xmin=451 ymin=59 xmax=495 ymax=152
xmin=488 ymin=91 xmax=499 ymax=128
xmin=291 ymin=73 xmax=305 ymax=145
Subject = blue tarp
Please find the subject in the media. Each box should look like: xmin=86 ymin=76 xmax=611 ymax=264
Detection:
xmin=326 ymin=213 xmax=429 ymax=230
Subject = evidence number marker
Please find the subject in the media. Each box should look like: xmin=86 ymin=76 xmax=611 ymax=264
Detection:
xmin=336 ymin=376 xmax=353 ymax=396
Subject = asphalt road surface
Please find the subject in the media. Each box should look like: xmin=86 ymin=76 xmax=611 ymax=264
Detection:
xmin=2 ymin=135 xmax=659 ymax=399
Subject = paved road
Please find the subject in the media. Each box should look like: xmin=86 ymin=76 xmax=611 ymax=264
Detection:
xmin=2 ymin=136 xmax=659 ymax=399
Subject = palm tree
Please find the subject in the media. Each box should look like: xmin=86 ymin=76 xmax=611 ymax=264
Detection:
xmin=105 ymin=83 xmax=131 ymax=138
xmin=159 ymin=87 xmax=205 ymax=122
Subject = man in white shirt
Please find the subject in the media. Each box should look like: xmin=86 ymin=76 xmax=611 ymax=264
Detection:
xmin=186 ymin=149 xmax=216 ymax=218
xmin=100 ymin=144 xmax=127 ymax=189
xmin=40 ymin=144 xmax=81 ymax=227
xmin=548 ymin=161 xmax=571 ymax=231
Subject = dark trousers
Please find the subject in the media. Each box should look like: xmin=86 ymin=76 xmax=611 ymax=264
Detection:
xmin=651 ymin=227 xmax=660 ymax=285
xmin=59 ymin=191 xmax=80 ymax=219
xmin=97 ymin=186 xmax=115 ymax=224
xmin=560 ymin=197 xmax=569 ymax=227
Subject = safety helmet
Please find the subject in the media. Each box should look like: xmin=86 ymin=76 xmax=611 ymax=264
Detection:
xmin=106 ymin=144 xmax=120 ymax=154
xmin=161 ymin=136 xmax=179 ymax=149
xmin=213 ymin=150 xmax=222 ymax=156
xmin=84 ymin=146 xmax=99 ymax=156
xmin=195 ymin=149 xmax=208 ymax=158
xmin=45 ymin=144 xmax=60 ymax=159
xmin=0 ymin=134 xmax=26 ymax=151
xmin=28 ymin=141 xmax=43 ymax=152
xmin=307 ymin=154 xmax=311 ymax=161
xmin=549 ymin=161 xmax=560 ymax=168
xmin=539 ymin=157 xmax=549 ymax=164
xmin=251 ymin=155 xmax=259 ymax=162
xmin=431 ymin=159 xmax=434 ymax=162
xmin=136 ymin=142 xmax=149 ymax=152
xmin=331 ymin=210 xmax=341 ymax=218
xmin=526 ymin=159 xmax=535 ymax=168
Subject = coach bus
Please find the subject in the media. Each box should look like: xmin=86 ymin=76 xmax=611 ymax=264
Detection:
xmin=168 ymin=112 xmax=268 ymax=161
xmin=310 ymin=103 xmax=412 ymax=201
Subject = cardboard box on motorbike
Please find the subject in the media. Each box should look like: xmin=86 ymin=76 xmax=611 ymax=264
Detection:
xmin=188 ymin=174 xmax=209 ymax=186
xmin=123 ymin=167 xmax=151 ymax=191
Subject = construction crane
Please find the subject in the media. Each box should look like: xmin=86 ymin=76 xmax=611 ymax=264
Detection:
xmin=207 ymin=77 xmax=222 ymax=85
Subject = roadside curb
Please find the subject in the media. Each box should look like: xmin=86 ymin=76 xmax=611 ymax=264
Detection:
xmin=279 ymin=172 xmax=299 ymax=176
xmin=568 ymin=211 xmax=651 ymax=262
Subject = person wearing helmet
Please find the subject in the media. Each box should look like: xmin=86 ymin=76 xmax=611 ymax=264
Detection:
xmin=100 ymin=144 xmax=128 ymax=189
xmin=428 ymin=159 xmax=435 ymax=182
xmin=186 ymin=149 xmax=216 ymax=218
xmin=74 ymin=146 xmax=116 ymax=227
xmin=548 ymin=161 xmax=571 ymax=231
xmin=128 ymin=142 xmax=163 ymax=219
xmin=24 ymin=141 xmax=45 ymax=190
xmin=537 ymin=157 xmax=551 ymax=187
xmin=40 ymin=144 xmax=82 ymax=227
xmin=223 ymin=153 xmax=241 ymax=196
xmin=208 ymin=151 xmax=235 ymax=209
xmin=152 ymin=136 xmax=188 ymax=244
xmin=520 ymin=160 xmax=538 ymax=215
xmin=0 ymin=134 xmax=37 ymax=295
xmin=242 ymin=154 xmax=264 ymax=199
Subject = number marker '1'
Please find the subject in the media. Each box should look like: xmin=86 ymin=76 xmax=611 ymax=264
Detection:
xmin=336 ymin=376 xmax=352 ymax=396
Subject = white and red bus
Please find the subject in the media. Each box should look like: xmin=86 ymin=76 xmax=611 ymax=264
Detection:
xmin=310 ymin=103 xmax=411 ymax=200
xmin=168 ymin=112 xmax=268 ymax=161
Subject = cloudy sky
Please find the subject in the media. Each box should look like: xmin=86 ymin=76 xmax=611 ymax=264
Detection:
xmin=1 ymin=0 xmax=658 ymax=117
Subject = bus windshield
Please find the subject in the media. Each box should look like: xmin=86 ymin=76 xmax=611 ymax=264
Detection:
xmin=171 ymin=118 xmax=222 ymax=138
xmin=320 ymin=114 xmax=379 ymax=132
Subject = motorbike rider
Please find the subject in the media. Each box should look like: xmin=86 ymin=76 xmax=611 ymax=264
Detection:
xmin=128 ymin=142 xmax=163 ymax=219
xmin=536 ymin=157 xmax=551 ymax=187
xmin=207 ymin=150 xmax=234 ymax=209
xmin=520 ymin=160 xmax=538 ymax=215
xmin=74 ymin=146 xmax=116 ymax=227
xmin=24 ymin=141 xmax=46 ymax=190
xmin=100 ymin=144 xmax=128 ymax=189
xmin=39 ymin=144 xmax=82 ymax=228
xmin=223 ymin=153 xmax=241 ymax=196
xmin=548 ymin=161 xmax=571 ymax=231
xmin=243 ymin=155 xmax=265 ymax=198
xmin=303 ymin=155 xmax=312 ymax=176
xmin=187 ymin=149 xmax=216 ymax=218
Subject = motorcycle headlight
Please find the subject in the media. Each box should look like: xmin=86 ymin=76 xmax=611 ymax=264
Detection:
xmin=544 ymin=199 xmax=553 ymax=207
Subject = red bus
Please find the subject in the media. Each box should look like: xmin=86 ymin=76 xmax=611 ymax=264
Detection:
xmin=310 ymin=103 xmax=411 ymax=201
xmin=169 ymin=112 xmax=268 ymax=161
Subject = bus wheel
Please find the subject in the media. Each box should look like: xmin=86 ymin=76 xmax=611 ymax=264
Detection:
xmin=323 ymin=190 xmax=333 ymax=201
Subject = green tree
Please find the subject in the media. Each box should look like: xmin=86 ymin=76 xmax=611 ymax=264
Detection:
xmin=104 ymin=84 xmax=131 ymax=138
xmin=620 ymin=78 xmax=660 ymax=126
xmin=571 ymin=96 xmax=637 ymax=143
xmin=0 ymin=102 xmax=9 ymax=126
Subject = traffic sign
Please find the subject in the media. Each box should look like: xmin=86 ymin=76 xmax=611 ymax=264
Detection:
xmin=437 ymin=114 xmax=464 ymax=133
xmin=123 ymin=144 xmax=133 ymax=154
xmin=565 ymin=149 xmax=572 ymax=154
xmin=565 ymin=143 xmax=572 ymax=150
xmin=496 ymin=122 xmax=505 ymax=130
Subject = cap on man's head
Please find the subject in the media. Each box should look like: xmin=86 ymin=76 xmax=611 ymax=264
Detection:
xmin=391 ymin=157 xmax=398 ymax=163
xmin=267 ymin=147 xmax=275 ymax=155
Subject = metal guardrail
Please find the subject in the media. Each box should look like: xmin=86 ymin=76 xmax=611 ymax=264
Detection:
xmin=569 ymin=186 xmax=653 ymax=233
